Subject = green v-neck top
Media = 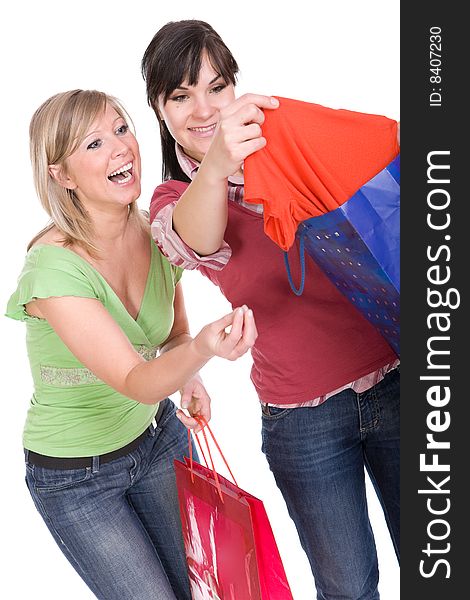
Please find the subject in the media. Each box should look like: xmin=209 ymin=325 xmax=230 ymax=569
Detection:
xmin=6 ymin=240 xmax=182 ymax=457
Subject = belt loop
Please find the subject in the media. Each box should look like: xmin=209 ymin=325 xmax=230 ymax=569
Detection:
xmin=91 ymin=455 xmax=100 ymax=473
xmin=149 ymin=417 xmax=157 ymax=437
xmin=24 ymin=449 xmax=30 ymax=463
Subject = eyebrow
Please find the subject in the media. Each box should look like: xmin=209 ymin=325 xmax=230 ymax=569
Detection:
xmin=83 ymin=116 xmax=124 ymax=140
xmin=174 ymin=74 xmax=223 ymax=91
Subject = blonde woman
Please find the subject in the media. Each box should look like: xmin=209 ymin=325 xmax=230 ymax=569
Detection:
xmin=6 ymin=89 xmax=257 ymax=600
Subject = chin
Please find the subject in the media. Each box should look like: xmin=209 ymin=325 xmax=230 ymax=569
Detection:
xmin=186 ymin=144 xmax=209 ymax=163
xmin=118 ymin=191 xmax=141 ymax=207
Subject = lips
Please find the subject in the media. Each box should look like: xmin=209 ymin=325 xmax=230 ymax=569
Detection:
xmin=107 ymin=161 xmax=133 ymax=184
xmin=188 ymin=123 xmax=217 ymax=137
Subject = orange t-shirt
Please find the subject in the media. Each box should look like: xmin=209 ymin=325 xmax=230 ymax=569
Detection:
xmin=244 ymin=97 xmax=399 ymax=251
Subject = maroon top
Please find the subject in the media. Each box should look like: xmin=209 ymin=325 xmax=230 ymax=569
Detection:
xmin=151 ymin=179 xmax=397 ymax=405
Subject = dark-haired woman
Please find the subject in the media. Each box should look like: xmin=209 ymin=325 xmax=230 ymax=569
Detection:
xmin=142 ymin=20 xmax=400 ymax=600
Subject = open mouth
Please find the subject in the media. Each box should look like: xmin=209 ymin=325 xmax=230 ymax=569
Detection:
xmin=108 ymin=161 xmax=133 ymax=184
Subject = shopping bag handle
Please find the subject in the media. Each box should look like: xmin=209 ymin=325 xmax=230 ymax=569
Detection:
xmin=283 ymin=232 xmax=306 ymax=296
xmin=187 ymin=416 xmax=238 ymax=503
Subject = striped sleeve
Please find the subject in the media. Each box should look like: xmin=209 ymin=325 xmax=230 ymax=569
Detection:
xmin=150 ymin=181 xmax=232 ymax=271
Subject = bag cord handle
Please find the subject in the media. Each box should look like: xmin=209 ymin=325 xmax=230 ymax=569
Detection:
xmin=187 ymin=416 xmax=238 ymax=503
xmin=283 ymin=232 xmax=306 ymax=296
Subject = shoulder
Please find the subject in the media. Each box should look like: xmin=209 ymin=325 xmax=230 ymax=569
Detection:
xmin=23 ymin=245 xmax=101 ymax=294
xmin=150 ymin=179 xmax=190 ymax=222
xmin=25 ymin=243 xmax=87 ymax=273
xmin=155 ymin=179 xmax=190 ymax=196
xmin=6 ymin=245 xmax=99 ymax=322
xmin=28 ymin=223 xmax=67 ymax=250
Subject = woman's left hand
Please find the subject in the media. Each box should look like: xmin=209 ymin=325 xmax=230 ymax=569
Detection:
xmin=176 ymin=373 xmax=211 ymax=432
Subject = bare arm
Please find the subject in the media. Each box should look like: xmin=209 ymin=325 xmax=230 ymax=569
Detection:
xmin=172 ymin=164 xmax=229 ymax=256
xmin=172 ymin=94 xmax=279 ymax=255
xmin=29 ymin=292 xmax=257 ymax=406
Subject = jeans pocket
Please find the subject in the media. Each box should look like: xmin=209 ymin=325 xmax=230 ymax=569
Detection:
xmin=261 ymin=404 xmax=293 ymax=420
xmin=30 ymin=464 xmax=93 ymax=492
xmin=154 ymin=398 xmax=173 ymax=430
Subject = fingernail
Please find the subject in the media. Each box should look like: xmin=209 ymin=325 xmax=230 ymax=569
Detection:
xmin=242 ymin=305 xmax=248 ymax=312
xmin=181 ymin=402 xmax=188 ymax=409
xmin=247 ymin=309 xmax=253 ymax=317
xmin=237 ymin=307 xmax=244 ymax=315
xmin=271 ymin=97 xmax=279 ymax=106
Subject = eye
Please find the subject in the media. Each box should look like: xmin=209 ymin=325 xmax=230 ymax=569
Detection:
xmin=116 ymin=123 xmax=129 ymax=135
xmin=87 ymin=139 xmax=102 ymax=150
xmin=169 ymin=94 xmax=189 ymax=103
xmin=210 ymin=84 xmax=227 ymax=94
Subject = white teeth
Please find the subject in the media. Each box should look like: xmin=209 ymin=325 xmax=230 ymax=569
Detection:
xmin=115 ymin=172 xmax=132 ymax=184
xmin=108 ymin=161 xmax=132 ymax=177
xmin=190 ymin=124 xmax=216 ymax=133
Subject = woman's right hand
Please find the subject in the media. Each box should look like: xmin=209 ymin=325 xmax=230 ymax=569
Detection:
xmin=192 ymin=305 xmax=258 ymax=361
xmin=201 ymin=94 xmax=279 ymax=180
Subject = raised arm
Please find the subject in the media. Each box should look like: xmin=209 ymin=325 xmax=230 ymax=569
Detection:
xmin=172 ymin=94 xmax=279 ymax=255
xmin=28 ymin=292 xmax=257 ymax=406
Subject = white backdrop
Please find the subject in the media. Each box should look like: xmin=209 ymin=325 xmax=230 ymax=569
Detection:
xmin=1 ymin=1 xmax=399 ymax=598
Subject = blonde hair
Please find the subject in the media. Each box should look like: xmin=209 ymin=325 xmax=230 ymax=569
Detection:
xmin=28 ymin=89 xmax=146 ymax=256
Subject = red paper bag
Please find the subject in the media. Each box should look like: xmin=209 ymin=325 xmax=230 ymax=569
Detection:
xmin=174 ymin=423 xmax=293 ymax=599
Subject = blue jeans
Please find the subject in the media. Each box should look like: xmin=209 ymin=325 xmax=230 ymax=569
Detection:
xmin=25 ymin=399 xmax=193 ymax=600
xmin=261 ymin=369 xmax=400 ymax=600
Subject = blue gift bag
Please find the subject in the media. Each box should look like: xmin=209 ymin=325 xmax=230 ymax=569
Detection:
xmin=285 ymin=156 xmax=400 ymax=354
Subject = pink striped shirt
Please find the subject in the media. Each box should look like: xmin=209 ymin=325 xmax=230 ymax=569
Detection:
xmin=150 ymin=145 xmax=399 ymax=407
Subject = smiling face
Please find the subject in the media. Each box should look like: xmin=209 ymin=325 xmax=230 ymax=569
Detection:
xmin=53 ymin=103 xmax=141 ymax=211
xmin=157 ymin=52 xmax=236 ymax=162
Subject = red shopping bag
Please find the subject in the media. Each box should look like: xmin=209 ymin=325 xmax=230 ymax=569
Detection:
xmin=174 ymin=419 xmax=293 ymax=600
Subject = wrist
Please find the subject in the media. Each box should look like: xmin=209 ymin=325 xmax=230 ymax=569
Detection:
xmin=197 ymin=159 xmax=230 ymax=186
xmin=189 ymin=337 xmax=215 ymax=361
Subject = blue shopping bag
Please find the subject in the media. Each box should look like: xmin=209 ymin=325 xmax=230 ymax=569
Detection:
xmin=285 ymin=156 xmax=400 ymax=354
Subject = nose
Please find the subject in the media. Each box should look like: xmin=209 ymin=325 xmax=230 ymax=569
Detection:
xmin=111 ymin=136 xmax=130 ymax=159
xmin=192 ymin=94 xmax=215 ymax=121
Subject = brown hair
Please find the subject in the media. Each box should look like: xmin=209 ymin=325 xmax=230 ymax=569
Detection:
xmin=141 ymin=20 xmax=239 ymax=182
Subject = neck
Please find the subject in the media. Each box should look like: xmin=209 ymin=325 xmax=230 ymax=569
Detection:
xmin=86 ymin=203 xmax=135 ymax=249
